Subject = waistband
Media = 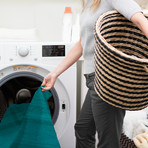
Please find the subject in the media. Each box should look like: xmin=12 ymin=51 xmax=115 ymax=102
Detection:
xmin=84 ymin=72 xmax=95 ymax=79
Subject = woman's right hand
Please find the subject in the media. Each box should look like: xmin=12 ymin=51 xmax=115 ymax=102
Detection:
xmin=41 ymin=72 xmax=57 ymax=92
xmin=133 ymin=132 xmax=148 ymax=148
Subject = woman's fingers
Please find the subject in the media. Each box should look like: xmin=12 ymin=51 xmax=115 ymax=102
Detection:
xmin=133 ymin=137 xmax=141 ymax=146
xmin=41 ymin=78 xmax=54 ymax=91
xmin=41 ymin=73 xmax=57 ymax=91
xmin=42 ymin=86 xmax=52 ymax=92
xmin=133 ymin=133 xmax=148 ymax=148
xmin=137 ymin=135 xmax=147 ymax=143
xmin=41 ymin=78 xmax=47 ymax=87
xmin=142 ymin=133 xmax=148 ymax=143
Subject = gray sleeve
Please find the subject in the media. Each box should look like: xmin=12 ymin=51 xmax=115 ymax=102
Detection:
xmin=106 ymin=0 xmax=142 ymax=20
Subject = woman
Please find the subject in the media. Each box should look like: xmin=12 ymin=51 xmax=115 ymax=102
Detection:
xmin=41 ymin=0 xmax=148 ymax=147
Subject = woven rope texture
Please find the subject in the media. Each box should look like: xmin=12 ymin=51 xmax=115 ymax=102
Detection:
xmin=94 ymin=10 xmax=148 ymax=110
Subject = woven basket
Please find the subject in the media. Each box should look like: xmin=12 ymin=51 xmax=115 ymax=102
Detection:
xmin=94 ymin=10 xmax=148 ymax=110
xmin=120 ymin=133 xmax=136 ymax=148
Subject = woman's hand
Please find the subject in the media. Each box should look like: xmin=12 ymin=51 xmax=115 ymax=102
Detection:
xmin=133 ymin=132 xmax=148 ymax=148
xmin=131 ymin=12 xmax=148 ymax=39
xmin=41 ymin=72 xmax=57 ymax=91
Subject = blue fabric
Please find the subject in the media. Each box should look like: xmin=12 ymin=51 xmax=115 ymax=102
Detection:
xmin=0 ymin=87 xmax=60 ymax=148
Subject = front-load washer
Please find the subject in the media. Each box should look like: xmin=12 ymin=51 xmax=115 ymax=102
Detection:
xmin=0 ymin=41 xmax=76 ymax=148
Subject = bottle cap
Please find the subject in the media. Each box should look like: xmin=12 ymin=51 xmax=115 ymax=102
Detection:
xmin=64 ymin=7 xmax=72 ymax=14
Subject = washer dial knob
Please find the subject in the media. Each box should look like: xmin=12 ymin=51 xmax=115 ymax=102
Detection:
xmin=18 ymin=48 xmax=29 ymax=57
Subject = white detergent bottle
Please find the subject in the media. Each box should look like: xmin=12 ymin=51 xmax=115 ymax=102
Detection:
xmin=72 ymin=13 xmax=80 ymax=42
xmin=62 ymin=7 xmax=72 ymax=42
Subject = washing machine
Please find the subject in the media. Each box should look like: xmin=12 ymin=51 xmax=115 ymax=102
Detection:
xmin=0 ymin=41 xmax=76 ymax=148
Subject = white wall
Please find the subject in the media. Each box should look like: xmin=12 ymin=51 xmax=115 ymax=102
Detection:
xmin=134 ymin=0 xmax=148 ymax=9
xmin=0 ymin=0 xmax=81 ymax=41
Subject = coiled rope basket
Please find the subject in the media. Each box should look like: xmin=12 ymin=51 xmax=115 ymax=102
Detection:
xmin=94 ymin=10 xmax=148 ymax=111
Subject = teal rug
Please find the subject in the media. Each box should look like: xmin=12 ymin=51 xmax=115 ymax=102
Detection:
xmin=0 ymin=87 xmax=60 ymax=148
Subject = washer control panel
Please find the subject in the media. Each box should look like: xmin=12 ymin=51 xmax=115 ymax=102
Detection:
xmin=18 ymin=47 xmax=29 ymax=57
xmin=0 ymin=42 xmax=74 ymax=65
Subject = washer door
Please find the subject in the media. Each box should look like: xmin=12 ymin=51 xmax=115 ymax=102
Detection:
xmin=0 ymin=71 xmax=59 ymax=125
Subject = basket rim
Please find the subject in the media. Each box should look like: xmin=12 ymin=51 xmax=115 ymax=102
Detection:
xmin=95 ymin=10 xmax=148 ymax=64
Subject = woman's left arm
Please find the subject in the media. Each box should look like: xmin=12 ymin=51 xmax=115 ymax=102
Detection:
xmin=131 ymin=12 xmax=148 ymax=38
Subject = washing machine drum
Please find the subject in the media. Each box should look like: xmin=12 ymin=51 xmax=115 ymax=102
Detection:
xmin=0 ymin=72 xmax=59 ymax=124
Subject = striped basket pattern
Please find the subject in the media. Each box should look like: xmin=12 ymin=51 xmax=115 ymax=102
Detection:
xmin=120 ymin=133 xmax=136 ymax=148
xmin=94 ymin=10 xmax=148 ymax=110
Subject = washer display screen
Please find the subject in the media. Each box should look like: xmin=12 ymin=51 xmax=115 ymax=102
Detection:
xmin=42 ymin=45 xmax=65 ymax=57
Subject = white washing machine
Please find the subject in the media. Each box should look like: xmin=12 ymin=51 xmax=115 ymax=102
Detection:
xmin=0 ymin=41 xmax=76 ymax=148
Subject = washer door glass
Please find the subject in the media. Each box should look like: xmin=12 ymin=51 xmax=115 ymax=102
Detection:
xmin=0 ymin=72 xmax=59 ymax=125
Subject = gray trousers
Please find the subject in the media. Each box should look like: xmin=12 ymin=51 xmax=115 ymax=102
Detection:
xmin=75 ymin=72 xmax=125 ymax=148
